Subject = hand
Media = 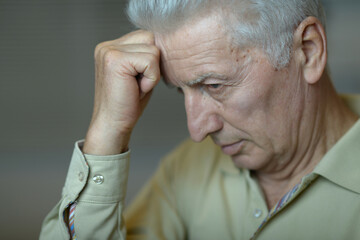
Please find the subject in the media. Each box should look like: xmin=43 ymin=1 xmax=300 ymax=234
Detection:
xmin=83 ymin=30 xmax=161 ymax=155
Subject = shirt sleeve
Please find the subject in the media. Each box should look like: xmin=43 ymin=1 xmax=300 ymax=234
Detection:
xmin=39 ymin=140 xmax=130 ymax=240
xmin=40 ymin=140 xmax=189 ymax=240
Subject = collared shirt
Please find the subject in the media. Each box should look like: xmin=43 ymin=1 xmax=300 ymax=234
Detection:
xmin=40 ymin=95 xmax=360 ymax=240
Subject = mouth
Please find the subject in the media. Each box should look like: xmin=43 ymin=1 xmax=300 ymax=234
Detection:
xmin=219 ymin=140 xmax=245 ymax=156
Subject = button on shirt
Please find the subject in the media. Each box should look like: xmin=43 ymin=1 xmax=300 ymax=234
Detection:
xmin=40 ymin=95 xmax=360 ymax=240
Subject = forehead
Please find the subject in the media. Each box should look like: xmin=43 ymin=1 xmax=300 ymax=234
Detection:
xmin=156 ymin=14 xmax=228 ymax=50
xmin=154 ymin=15 xmax=240 ymax=86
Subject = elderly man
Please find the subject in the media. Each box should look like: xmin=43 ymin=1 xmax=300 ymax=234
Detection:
xmin=40 ymin=0 xmax=360 ymax=239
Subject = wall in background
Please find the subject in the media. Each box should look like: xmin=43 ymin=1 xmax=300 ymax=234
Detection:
xmin=0 ymin=1 xmax=359 ymax=239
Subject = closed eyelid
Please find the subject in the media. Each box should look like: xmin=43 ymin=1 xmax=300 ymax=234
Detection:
xmin=186 ymin=73 xmax=228 ymax=86
xmin=164 ymin=74 xmax=231 ymax=96
xmin=208 ymin=84 xmax=221 ymax=88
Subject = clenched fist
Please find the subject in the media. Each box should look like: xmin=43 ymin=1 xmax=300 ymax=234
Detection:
xmin=83 ymin=30 xmax=161 ymax=155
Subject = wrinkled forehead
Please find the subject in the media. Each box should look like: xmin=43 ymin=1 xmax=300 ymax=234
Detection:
xmin=153 ymin=16 xmax=237 ymax=85
xmin=154 ymin=13 xmax=229 ymax=52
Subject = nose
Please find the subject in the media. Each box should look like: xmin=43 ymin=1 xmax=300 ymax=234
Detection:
xmin=184 ymin=91 xmax=223 ymax=142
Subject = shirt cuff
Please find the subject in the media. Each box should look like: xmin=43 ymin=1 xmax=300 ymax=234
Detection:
xmin=63 ymin=140 xmax=130 ymax=204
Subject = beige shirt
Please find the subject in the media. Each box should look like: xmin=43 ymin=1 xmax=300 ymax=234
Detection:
xmin=40 ymin=95 xmax=360 ymax=240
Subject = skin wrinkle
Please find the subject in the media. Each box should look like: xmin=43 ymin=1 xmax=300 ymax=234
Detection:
xmin=206 ymin=61 xmax=254 ymax=102
xmin=196 ymin=56 xmax=253 ymax=101
xmin=165 ymin=36 xmax=225 ymax=52
xmin=163 ymin=48 xmax=253 ymax=94
xmin=187 ymin=73 xmax=228 ymax=87
xmin=166 ymin=48 xmax=223 ymax=62
xmin=165 ymin=51 xmax=229 ymax=74
xmin=256 ymin=106 xmax=325 ymax=202
xmin=253 ymin=68 xmax=346 ymax=203
xmin=162 ymin=45 xmax=232 ymax=82
xmin=154 ymin=12 xmax=359 ymax=209
xmin=176 ymin=61 xmax=223 ymax=73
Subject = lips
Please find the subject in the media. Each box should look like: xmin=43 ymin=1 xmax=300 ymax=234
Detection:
xmin=220 ymin=141 xmax=244 ymax=156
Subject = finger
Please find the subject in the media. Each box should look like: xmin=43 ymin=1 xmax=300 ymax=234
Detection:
xmin=95 ymin=42 xmax=159 ymax=62
xmin=139 ymin=89 xmax=153 ymax=106
xmin=118 ymin=30 xmax=155 ymax=45
xmin=95 ymin=30 xmax=155 ymax=55
xmin=137 ymin=76 xmax=157 ymax=98
xmin=126 ymin=53 xmax=161 ymax=93
xmin=112 ymin=44 xmax=160 ymax=56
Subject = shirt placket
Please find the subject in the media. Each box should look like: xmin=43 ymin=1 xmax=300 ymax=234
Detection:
xmin=250 ymin=173 xmax=319 ymax=240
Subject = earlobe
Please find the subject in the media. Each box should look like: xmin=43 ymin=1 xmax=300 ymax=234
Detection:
xmin=294 ymin=17 xmax=327 ymax=84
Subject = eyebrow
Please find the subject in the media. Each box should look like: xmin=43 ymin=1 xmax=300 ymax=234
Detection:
xmin=163 ymin=72 xmax=228 ymax=88
xmin=187 ymin=73 xmax=228 ymax=86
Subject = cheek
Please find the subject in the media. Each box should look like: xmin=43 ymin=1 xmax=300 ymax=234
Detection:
xmin=221 ymin=89 xmax=268 ymax=136
xmin=227 ymin=80 xmax=274 ymax=121
xmin=222 ymin=69 xmax=290 ymax=136
xmin=225 ymin=63 xmax=277 ymax=117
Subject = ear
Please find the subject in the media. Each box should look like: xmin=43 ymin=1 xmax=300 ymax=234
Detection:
xmin=293 ymin=16 xmax=327 ymax=84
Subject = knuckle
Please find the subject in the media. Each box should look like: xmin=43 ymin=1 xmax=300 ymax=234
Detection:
xmin=141 ymin=30 xmax=155 ymax=40
xmin=102 ymin=49 xmax=121 ymax=65
xmin=94 ymin=42 xmax=109 ymax=59
xmin=133 ymin=30 xmax=154 ymax=39
xmin=121 ymin=30 xmax=155 ymax=45
xmin=95 ymin=40 xmax=120 ymax=57
xmin=94 ymin=42 xmax=106 ymax=54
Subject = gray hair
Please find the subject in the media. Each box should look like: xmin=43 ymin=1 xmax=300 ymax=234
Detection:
xmin=127 ymin=0 xmax=326 ymax=69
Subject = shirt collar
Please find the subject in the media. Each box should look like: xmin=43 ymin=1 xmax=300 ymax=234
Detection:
xmin=313 ymin=119 xmax=360 ymax=194
xmin=312 ymin=94 xmax=360 ymax=193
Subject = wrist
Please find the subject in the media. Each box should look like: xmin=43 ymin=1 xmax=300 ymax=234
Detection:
xmin=83 ymin=120 xmax=132 ymax=155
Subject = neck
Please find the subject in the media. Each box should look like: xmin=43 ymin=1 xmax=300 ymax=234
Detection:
xmin=255 ymin=72 xmax=359 ymax=209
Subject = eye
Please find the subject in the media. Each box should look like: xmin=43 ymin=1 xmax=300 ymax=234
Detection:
xmin=203 ymin=83 xmax=225 ymax=96
xmin=208 ymin=84 xmax=220 ymax=89
xmin=205 ymin=84 xmax=222 ymax=92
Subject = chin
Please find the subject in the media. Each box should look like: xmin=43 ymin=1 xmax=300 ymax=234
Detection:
xmin=231 ymin=154 xmax=268 ymax=171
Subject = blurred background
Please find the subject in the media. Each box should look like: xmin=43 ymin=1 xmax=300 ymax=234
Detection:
xmin=0 ymin=0 xmax=359 ymax=239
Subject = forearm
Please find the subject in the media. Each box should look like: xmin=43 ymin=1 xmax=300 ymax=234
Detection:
xmin=40 ymin=141 xmax=130 ymax=240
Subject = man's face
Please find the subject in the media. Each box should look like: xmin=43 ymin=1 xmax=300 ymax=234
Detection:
xmin=155 ymin=16 xmax=305 ymax=171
